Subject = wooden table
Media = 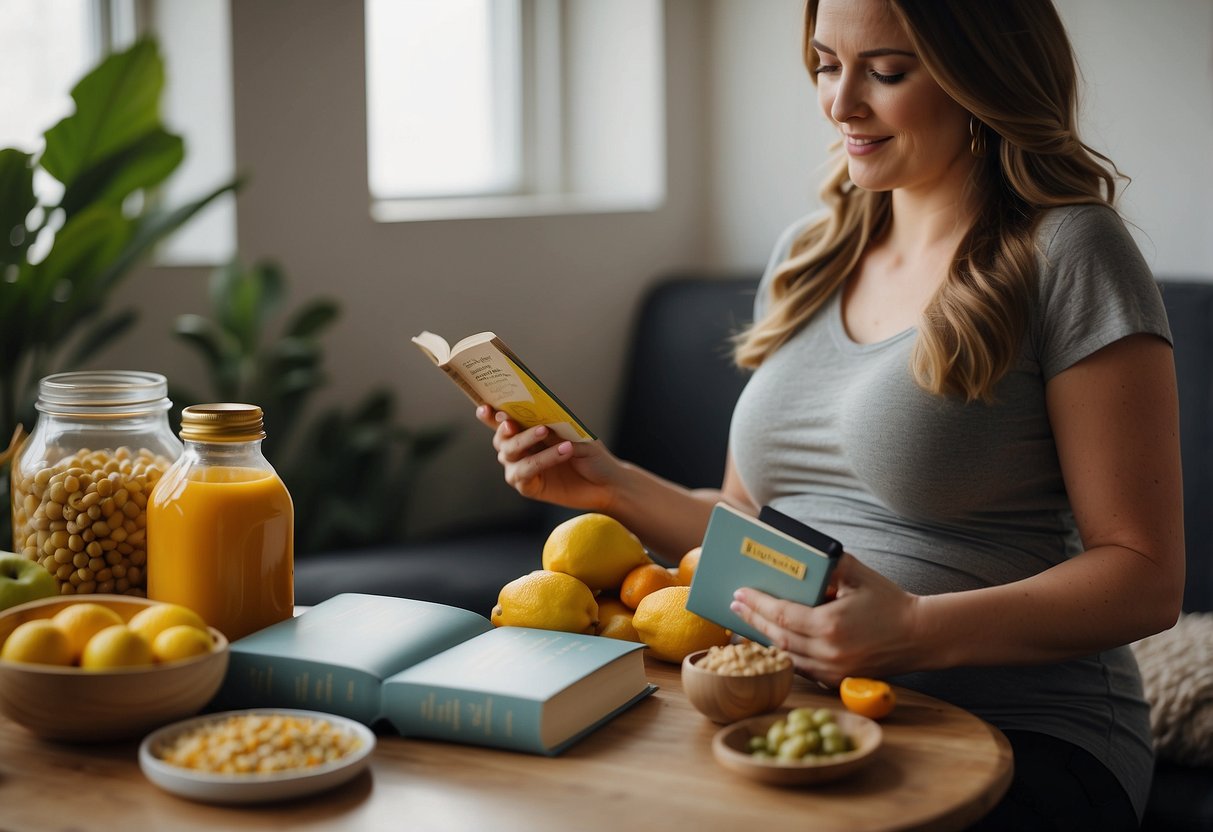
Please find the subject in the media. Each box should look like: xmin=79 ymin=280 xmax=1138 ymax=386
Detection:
xmin=0 ymin=657 xmax=1011 ymax=832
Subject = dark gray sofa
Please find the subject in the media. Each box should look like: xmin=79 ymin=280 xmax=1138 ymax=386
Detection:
xmin=296 ymin=275 xmax=1212 ymax=831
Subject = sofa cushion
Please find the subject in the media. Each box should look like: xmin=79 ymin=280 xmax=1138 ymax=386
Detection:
xmin=1133 ymin=612 xmax=1213 ymax=767
xmin=294 ymin=529 xmax=546 ymax=616
xmin=1157 ymin=281 xmax=1213 ymax=614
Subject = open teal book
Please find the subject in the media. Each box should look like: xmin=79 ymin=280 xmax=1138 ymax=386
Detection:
xmin=214 ymin=593 xmax=655 ymax=756
xmin=686 ymin=503 xmax=842 ymax=645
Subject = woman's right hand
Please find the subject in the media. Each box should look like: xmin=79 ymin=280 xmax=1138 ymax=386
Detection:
xmin=476 ymin=405 xmax=623 ymax=511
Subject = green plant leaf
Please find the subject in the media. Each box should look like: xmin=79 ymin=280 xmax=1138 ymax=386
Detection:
xmin=176 ymin=312 xmax=241 ymax=363
xmin=61 ymin=307 xmax=139 ymax=369
xmin=41 ymin=39 xmax=165 ymax=190
xmin=267 ymin=336 xmax=322 ymax=372
xmin=0 ymin=149 xmax=36 ymax=269
xmin=284 ymin=299 xmax=340 ymax=339
xmin=210 ymin=260 xmax=285 ymax=353
xmin=32 ymin=205 xmax=132 ymax=343
xmin=59 ymin=128 xmax=184 ymax=219
xmin=407 ymin=423 xmax=455 ymax=461
xmin=88 ymin=176 xmax=243 ymax=302
xmin=351 ymin=389 xmax=394 ymax=425
xmin=273 ymin=366 xmax=325 ymax=398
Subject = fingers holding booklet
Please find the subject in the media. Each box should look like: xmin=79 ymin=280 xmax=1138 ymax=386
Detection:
xmin=412 ymin=330 xmax=595 ymax=444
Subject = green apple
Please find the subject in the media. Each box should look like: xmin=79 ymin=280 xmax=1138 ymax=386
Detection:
xmin=0 ymin=553 xmax=58 ymax=612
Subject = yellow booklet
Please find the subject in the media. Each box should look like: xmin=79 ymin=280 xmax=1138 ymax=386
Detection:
xmin=411 ymin=331 xmax=595 ymax=443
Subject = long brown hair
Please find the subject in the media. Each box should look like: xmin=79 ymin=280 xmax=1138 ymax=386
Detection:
xmin=734 ymin=0 xmax=1120 ymax=402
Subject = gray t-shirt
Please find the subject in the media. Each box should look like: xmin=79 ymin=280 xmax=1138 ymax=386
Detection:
xmin=730 ymin=204 xmax=1171 ymax=817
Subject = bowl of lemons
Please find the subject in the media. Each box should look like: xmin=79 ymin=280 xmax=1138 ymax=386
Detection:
xmin=0 ymin=594 xmax=228 ymax=742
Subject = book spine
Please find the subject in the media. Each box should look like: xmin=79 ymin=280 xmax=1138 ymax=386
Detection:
xmin=214 ymin=653 xmax=383 ymax=726
xmin=382 ymin=683 xmax=545 ymax=754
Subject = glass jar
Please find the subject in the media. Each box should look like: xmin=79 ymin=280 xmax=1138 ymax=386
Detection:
xmin=10 ymin=371 xmax=182 ymax=597
xmin=147 ymin=403 xmax=294 ymax=641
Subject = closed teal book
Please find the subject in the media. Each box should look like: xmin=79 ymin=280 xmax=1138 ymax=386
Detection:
xmin=215 ymin=594 xmax=655 ymax=755
xmin=381 ymin=627 xmax=654 ymax=756
xmin=686 ymin=503 xmax=840 ymax=645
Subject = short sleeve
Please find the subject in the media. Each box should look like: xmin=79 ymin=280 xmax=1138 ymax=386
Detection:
xmin=753 ymin=213 xmax=821 ymax=321
xmin=1032 ymin=205 xmax=1172 ymax=381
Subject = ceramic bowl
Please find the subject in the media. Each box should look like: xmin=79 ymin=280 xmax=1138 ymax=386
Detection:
xmin=712 ymin=709 xmax=882 ymax=786
xmin=0 ymin=594 xmax=229 ymax=742
xmin=140 ymin=708 xmax=375 ymax=804
xmin=681 ymin=647 xmax=794 ymax=724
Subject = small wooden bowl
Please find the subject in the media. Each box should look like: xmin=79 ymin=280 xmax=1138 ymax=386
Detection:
xmin=0 ymin=594 xmax=229 ymax=742
xmin=681 ymin=647 xmax=794 ymax=723
xmin=712 ymin=709 xmax=882 ymax=786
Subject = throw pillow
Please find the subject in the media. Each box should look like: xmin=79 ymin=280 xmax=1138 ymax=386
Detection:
xmin=1131 ymin=611 xmax=1213 ymax=767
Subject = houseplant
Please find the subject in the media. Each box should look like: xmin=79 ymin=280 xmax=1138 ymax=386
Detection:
xmin=0 ymin=38 xmax=239 ymax=546
xmin=172 ymin=259 xmax=452 ymax=554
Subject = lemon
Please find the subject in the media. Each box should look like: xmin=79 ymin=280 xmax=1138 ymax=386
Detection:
xmin=127 ymin=603 xmax=208 ymax=645
xmin=541 ymin=513 xmax=651 ymax=592
xmin=152 ymin=624 xmax=213 ymax=663
xmin=0 ymin=619 xmax=73 ymax=666
xmin=490 ymin=570 xmax=599 ymax=634
xmin=80 ymin=624 xmax=153 ymax=669
xmin=632 ymin=585 xmax=731 ymax=663
xmin=596 ymin=596 xmax=641 ymax=643
xmin=51 ymin=602 xmax=124 ymax=661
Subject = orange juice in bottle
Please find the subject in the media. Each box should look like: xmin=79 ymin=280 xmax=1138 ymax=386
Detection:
xmin=147 ymin=404 xmax=293 ymax=641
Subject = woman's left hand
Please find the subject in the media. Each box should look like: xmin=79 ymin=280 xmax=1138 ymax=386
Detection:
xmin=729 ymin=553 xmax=924 ymax=687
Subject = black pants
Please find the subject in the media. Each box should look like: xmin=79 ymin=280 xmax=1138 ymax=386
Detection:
xmin=968 ymin=730 xmax=1139 ymax=831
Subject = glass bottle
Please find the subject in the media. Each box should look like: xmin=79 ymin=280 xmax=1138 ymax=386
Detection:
xmin=11 ymin=371 xmax=181 ymax=596
xmin=147 ymin=403 xmax=294 ymax=641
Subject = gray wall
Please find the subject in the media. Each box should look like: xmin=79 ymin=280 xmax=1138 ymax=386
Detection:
xmin=107 ymin=0 xmax=1213 ymax=538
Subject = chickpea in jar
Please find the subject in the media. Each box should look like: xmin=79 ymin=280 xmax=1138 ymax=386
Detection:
xmin=11 ymin=446 xmax=173 ymax=596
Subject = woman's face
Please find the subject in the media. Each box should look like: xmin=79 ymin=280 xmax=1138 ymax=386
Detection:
xmin=811 ymin=0 xmax=973 ymax=196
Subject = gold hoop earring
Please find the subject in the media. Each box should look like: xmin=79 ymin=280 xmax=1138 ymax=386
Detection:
xmin=969 ymin=116 xmax=987 ymax=157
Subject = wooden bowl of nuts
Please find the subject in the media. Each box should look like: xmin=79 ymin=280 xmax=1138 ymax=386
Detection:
xmin=681 ymin=642 xmax=794 ymax=724
xmin=0 ymin=595 xmax=229 ymax=742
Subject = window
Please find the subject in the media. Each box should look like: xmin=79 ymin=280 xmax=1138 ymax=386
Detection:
xmin=0 ymin=0 xmax=97 ymax=196
xmin=0 ymin=0 xmax=236 ymax=265
xmin=365 ymin=0 xmax=665 ymax=221
xmin=366 ymin=0 xmax=522 ymax=199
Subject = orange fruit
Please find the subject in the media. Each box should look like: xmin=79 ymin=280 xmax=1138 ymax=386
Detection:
xmin=839 ymin=677 xmax=896 ymax=720
xmin=631 ymin=585 xmax=730 ymax=663
xmin=677 ymin=547 xmax=701 ymax=586
xmin=596 ymin=596 xmax=641 ymax=643
xmin=620 ymin=563 xmax=680 ymax=610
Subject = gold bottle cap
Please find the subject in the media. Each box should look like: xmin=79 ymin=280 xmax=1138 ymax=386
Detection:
xmin=179 ymin=403 xmax=266 ymax=442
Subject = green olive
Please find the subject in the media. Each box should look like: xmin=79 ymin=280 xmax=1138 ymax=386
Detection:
xmin=786 ymin=708 xmax=814 ymax=731
xmin=822 ymin=734 xmax=848 ymax=755
xmin=778 ymin=735 xmax=810 ymax=760
xmin=803 ymin=729 xmax=822 ymax=753
xmin=766 ymin=720 xmax=788 ymax=749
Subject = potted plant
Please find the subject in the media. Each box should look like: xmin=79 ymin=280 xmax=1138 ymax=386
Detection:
xmin=171 ymin=259 xmax=452 ymax=554
xmin=0 ymin=38 xmax=240 ymax=546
